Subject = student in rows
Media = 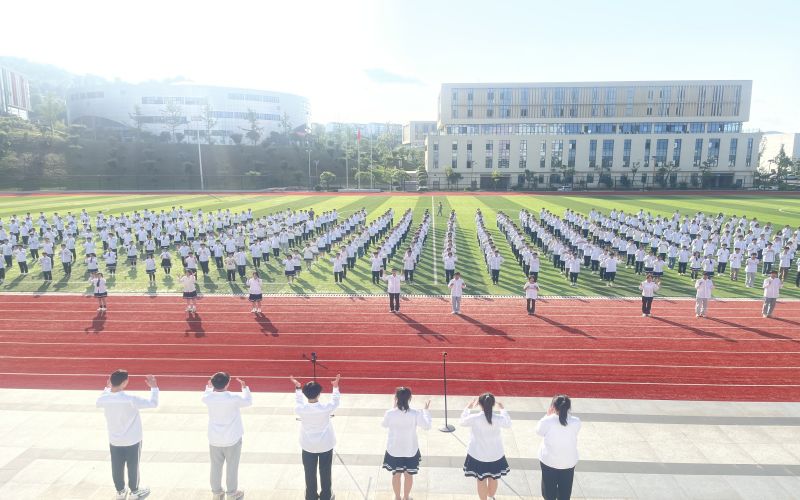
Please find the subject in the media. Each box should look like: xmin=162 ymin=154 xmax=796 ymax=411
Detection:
xmin=247 ymin=271 xmax=263 ymax=314
xmin=796 ymin=258 xmax=800 ymax=288
xmin=291 ymin=374 xmax=341 ymax=500
xmin=160 ymin=249 xmax=172 ymax=275
xmin=224 ymin=253 xmax=237 ymax=283
xmin=537 ymin=395 xmax=581 ymax=500
xmin=488 ymin=250 xmax=504 ymax=285
xmin=60 ymin=244 xmax=73 ymax=277
xmin=443 ymin=251 xmax=457 ymax=283
xmin=460 ymin=393 xmax=511 ymax=500
xmin=303 ymin=243 xmax=315 ymax=271
xmin=96 ymin=370 xmax=158 ymax=500
xmin=370 ymin=251 xmax=384 ymax=285
xmin=689 ymin=252 xmax=702 ymax=280
xmin=639 ymin=273 xmax=659 ymax=317
xmin=402 ymin=249 xmax=416 ymax=283
xmin=233 ymin=249 xmax=247 ymax=281
xmin=524 ymin=275 xmax=540 ymax=316
xmin=202 ymin=372 xmax=252 ymax=500
xmin=604 ymin=253 xmax=619 ymax=287
xmin=330 ymin=251 xmax=345 ymax=283
xmin=198 ymin=243 xmax=211 ymax=276
xmin=0 ymin=253 xmax=4 ymax=284
xmin=448 ymin=271 xmax=466 ymax=315
xmin=86 ymin=252 xmax=99 ymax=276
xmin=13 ymin=245 xmax=29 ymax=274
xmin=729 ymin=248 xmax=742 ymax=281
xmin=40 ymin=253 xmax=53 ymax=281
xmin=567 ymin=255 xmax=581 ymax=287
xmin=144 ymin=255 xmax=157 ymax=285
xmin=382 ymin=267 xmax=405 ymax=313
xmin=381 ymin=386 xmax=431 ymax=500
xmin=91 ymin=272 xmax=108 ymax=311
xmin=762 ymin=270 xmax=782 ymax=318
xmin=744 ymin=253 xmax=759 ymax=288
xmin=292 ymin=251 xmax=302 ymax=277
xmin=181 ymin=269 xmax=198 ymax=313
xmin=104 ymin=248 xmax=117 ymax=277
xmin=695 ymin=272 xmax=714 ymax=318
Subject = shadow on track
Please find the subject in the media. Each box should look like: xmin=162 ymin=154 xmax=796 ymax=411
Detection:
xmin=650 ymin=316 xmax=737 ymax=343
xmin=396 ymin=312 xmax=449 ymax=343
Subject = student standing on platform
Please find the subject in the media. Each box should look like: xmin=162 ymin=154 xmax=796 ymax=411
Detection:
xmin=246 ymin=271 xmax=263 ymax=314
xmin=91 ymin=272 xmax=108 ymax=311
xmin=694 ymin=273 xmax=714 ymax=318
xmin=524 ymin=275 xmax=539 ymax=316
xmin=639 ymin=273 xmax=659 ymax=317
xmin=762 ymin=270 xmax=782 ymax=318
xmin=382 ymin=268 xmax=405 ymax=313
xmin=96 ymin=370 xmax=158 ymax=500
xmin=381 ymin=387 xmax=432 ymax=500
xmin=537 ymin=395 xmax=581 ymax=500
xmin=448 ymin=271 xmax=466 ymax=315
xmin=460 ymin=393 xmax=512 ymax=500
xmin=181 ymin=269 xmax=198 ymax=313
xmin=202 ymin=372 xmax=252 ymax=500
xmin=291 ymin=374 xmax=341 ymax=500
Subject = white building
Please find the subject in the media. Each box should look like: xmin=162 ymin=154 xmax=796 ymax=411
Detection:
xmin=0 ymin=67 xmax=31 ymax=120
xmin=66 ymin=82 xmax=309 ymax=144
xmin=403 ymin=120 xmax=437 ymax=147
xmin=325 ymin=121 xmax=403 ymax=146
xmin=759 ymin=132 xmax=800 ymax=170
xmin=425 ymin=81 xmax=761 ymax=190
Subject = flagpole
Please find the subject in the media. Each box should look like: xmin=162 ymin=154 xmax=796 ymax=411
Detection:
xmin=345 ymin=128 xmax=350 ymax=189
xmin=357 ymin=128 xmax=361 ymax=189
xmin=370 ymin=132 xmax=374 ymax=190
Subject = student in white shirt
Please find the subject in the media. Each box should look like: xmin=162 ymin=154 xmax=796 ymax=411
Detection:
xmin=448 ymin=271 xmax=466 ymax=314
xmin=639 ymin=273 xmax=660 ymax=317
xmin=381 ymin=387 xmax=432 ymax=500
xmin=144 ymin=256 xmax=156 ymax=285
xmin=537 ymin=395 xmax=581 ymax=500
xmin=694 ymin=273 xmax=714 ymax=318
xmin=762 ymin=270 xmax=782 ymax=318
xmin=290 ymin=374 xmax=341 ymax=500
xmin=460 ymin=393 xmax=511 ymax=499
xmin=744 ymin=253 xmax=760 ymax=288
xmin=91 ymin=272 xmax=108 ymax=311
xmin=246 ymin=271 xmax=263 ymax=314
xmin=382 ymin=267 xmax=405 ymax=313
xmin=181 ymin=270 xmax=198 ymax=313
xmin=40 ymin=253 xmax=53 ymax=281
xmin=524 ymin=275 xmax=540 ymax=316
xmin=96 ymin=370 xmax=158 ymax=500
xmin=282 ymin=254 xmax=296 ymax=284
xmin=202 ymin=372 xmax=252 ymax=500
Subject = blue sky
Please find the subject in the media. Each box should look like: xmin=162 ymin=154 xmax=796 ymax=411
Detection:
xmin=2 ymin=0 xmax=798 ymax=131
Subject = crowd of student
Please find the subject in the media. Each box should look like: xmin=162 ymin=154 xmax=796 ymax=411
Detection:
xmin=97 ymin=370 xmax=580 ymax=500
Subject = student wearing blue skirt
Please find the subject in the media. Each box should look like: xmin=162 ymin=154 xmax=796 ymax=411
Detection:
xmin=460 ymin=393 xmax=511 ymax=500
xmin=381 ymin=387 xmax=431 ymax=500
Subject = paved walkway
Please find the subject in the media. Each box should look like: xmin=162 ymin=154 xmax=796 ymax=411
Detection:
xmin=0 ymin=389 xmax=798 ymax=499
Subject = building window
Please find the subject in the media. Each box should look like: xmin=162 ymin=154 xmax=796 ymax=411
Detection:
xmin=654 ymin=139 xmax=668 ymax=167
xmin=708 ymin=139 xmax=720 ymax=166
xmin=466 ymin=140 xmax=473 ymax=168
xmin=432 ymin=142 xmax=439 ymax=169
xmin=589 ymin=140 xmax=597 ymax=169
xmin=693 ymin=139 xmax=703 ymax=167
xmin=746 ymin=138 xmax=754 ymax=167
xmin=728 ymin=138 xmax=738 ymax=167
xmin=519 ymin=140 xmax=527 ymax=168
xmin=451 ymin=141 xmax=458 ymax=168
xmin=551 ymin=140 xmax=564 ymax=168
xmin=498 ymin=140 xmax=511 ymax=168
xmin=623 ymin=139 xmax=632 ymax=167
xmin=486 ymin=108 xmax=493 ymax=118
xmin=643 ymin=139 xmax=651 ymax=167
xmin=673 ymin=139 xmax=682 ymax=167
xmin=602 ymin=140 xmax=614 ymax=168
xmin=539 ymin=140 xmax=547 ymax=169
xmin=485 ymin=140 xmax=493 ymax=168
xmin=567 ymin=140 xmax=576 ymax=168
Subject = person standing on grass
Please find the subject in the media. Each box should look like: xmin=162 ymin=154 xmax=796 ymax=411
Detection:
xmin=13 ymin=245 xmax=29 ymax=274
xmin=224 ymin=253 xmax=236 ymax=283
xmin=604 ymin=253 xmax=619 ymax=287
xmin=104 ymin=248 xmax=117 ymax=278
xmin=291 ymin=374 xmax=341 ymax=500
xmin=537 ymin=395 xmax=580 ymax=500
xmin=247 ymin=271 xmax=263 ymax=314
xmin=488 ymin=250 xmax=504 ymax=285
xmin=160 ymin=249 xmax=172 ymax=276
xmin=778 ymin=247 xmax=792 ymax=282
xmin=181 ymin=269 xmax=198 ymax=313
xmin=689 ymin=252 xmax=702 ymax=280
xmin=639 ymin=273 xmax=659 ymax=317
xmin=729 ymin=248 xmax=742 ymax=281
xmin=694 ymin=272 xmax=714 ymax=318
xmin=568 ymin=255 xmax=581 ymax=287
xmin=443 ymin=251 xmax=457 ymax=284
xmin=202 ymin=372 xmax=252 ymax=500
xmin=330 ymin=251 xmax=345 ymax=283
xmin=524 ymin=275 xmax=540 ymax=316
xmin=745 ymin=253 xmax=759 ymax=288
xmin=40 ymin=253 xmax=53 ymax=282
xmin=460 ymin=393 xmax=511 ymax=500
xmin=144 ymin=255 xmax=156 ymax=286
xmin=762 ymin=270 xmax=782 ymax=318
xmin=97 ymin=370 xmax=157 ymax=500
xmin=91 ymin=272 xmax=108 ymax=311
xmin=402 ymin=249 xmax=416 ymax=283
xmin=449 ymin=271 xmax=466 ymax=314
xmin=382 ymin=267 xmax=405 ymax=313
xmin=0 ymin=252 xmax=5 ymax=284
xmin=437 ymin=201 xmax=443 ymax=217
xmin=370 ymin=251 xmax=384 ymax=285
xmin=60 ymin=243 xmax=73 ymax=277
xmin=381 ymin=386 xmax=432 ymax=500
xmin=233 ymin=249 xmax=247 ymax=281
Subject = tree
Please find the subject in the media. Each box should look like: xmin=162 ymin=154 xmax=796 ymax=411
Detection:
xmin=129 ymin=105 xmax=145 ymax=140
xmin=699 ymin=160 xmax=715 ymax=188
xmin=416 ymin=165 xmax=428 ymax=188
xmin=491 ymin=169 xmax=502 ymax=190
xmin=630 ymin=161 xmax=641 ymax=188
xmin=391 ymin=169 xmax=410 ymax=191
xmin=241 ymin=109 xmax=262 ymax=146
xmin=200 ymin=103 xmax=217 ymax=145
xmin=37 ymin=93 xmax=65 ymax=136
xmin=319 ymin=171 xmax=336 ymax=189
xmin=280 ymin=112 xmax=292 ymax=136
xmin=161 ymin=100 xmax=185 ymax=142
xmin=768 ymin=146 xmax=793 ymax=187
xmin=230 ymin=133 xmax=243 ymax=146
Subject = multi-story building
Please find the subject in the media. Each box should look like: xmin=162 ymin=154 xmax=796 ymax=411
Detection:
xmin=425 ymin=81 xmax=761 ymax=190
xmin=403 ymin=120 xmax=437 ymax=147
xmin=0 ymin=66 xmax=31 ymax=120
xmin=760 ymin=132 xmax=800 ymax=170
xmin=325 ymin=121 xmax=403 ymax=146
xmin=66 ymin=82 xmax=309 ymax=144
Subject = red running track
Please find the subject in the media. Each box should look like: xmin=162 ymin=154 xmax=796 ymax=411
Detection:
xmin=1 ymin=295 xmax=799 ymax=401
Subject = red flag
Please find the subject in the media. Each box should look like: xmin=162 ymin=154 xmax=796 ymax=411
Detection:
xmin=357 ymin=128 xmax=361 ymax=142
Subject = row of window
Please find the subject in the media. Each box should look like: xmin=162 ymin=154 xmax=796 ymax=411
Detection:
xmin=227 ymin=93 xmax=280 ymax=103
xmin=450 ymin=101 xmax=740 ymax=119
xmin=135 ymin=111 xmax=280 ymax=124
xmin=441 ymin=122 xmax=742 ymax=136
xmin=142 ymin=96 xmax=209 ymax=106
xmin=69 ymin=91 xmax=104 ymax=101
xmin=430 ymin=138 xmax=754 ymax=170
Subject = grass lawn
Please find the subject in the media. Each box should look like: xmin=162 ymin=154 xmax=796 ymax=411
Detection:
xmin=1 ymin=193 xmax=799 ymax=298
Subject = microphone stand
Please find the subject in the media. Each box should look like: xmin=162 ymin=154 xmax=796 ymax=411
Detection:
xmin=311 ymin=351 xmax=317 ymax=382
xmin=439 ymin=351 xmax=455 ymax=432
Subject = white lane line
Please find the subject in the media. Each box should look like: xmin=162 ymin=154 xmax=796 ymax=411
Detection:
xmin=431 ymin=195 xmax=437 ymax=284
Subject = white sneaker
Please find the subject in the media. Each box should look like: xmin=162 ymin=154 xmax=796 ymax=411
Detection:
xmin=186 ymin=306 xmax=191 ymax=312
xmin=212 ymin=492 xmax=225 ymax=500
xmin=256 ymin=308 xmax=261 ymax=313
xmin=226 ymin=490 xmax=245 ymax=499
xmin=116 ymin=489 xmax=129 ymax=500
xmin=129 ymin=488 xmax=150 ymax=499
xmin=642 ymin=313 xmax=647 ymax=317
xmin=250 ymin=307 xmax=255 ymax=313
xmin=97 ymin=307 xmax=103 ymax=311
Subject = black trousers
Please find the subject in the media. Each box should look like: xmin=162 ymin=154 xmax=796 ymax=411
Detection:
xmin=642 ymin=296 xmax=653 ymax=315
xmin=527 ymin=298 xmax=536 ymax=314
xmin=445 ymin=269 xmax=454 ymax=282
xmin=334 ymin=271 xmax=343 ymax=283
xmin=200 ymin=260 xmax=209 ymax=274
xmin=540 ymin=461 xmax=574 ymax=500
xmin=389 ymin=293 xmax=400 ymax=311
xmin=43 ymin=270 xmax=52 ymax=281
xmin=110 ymin=441 xmax=141 ymax=493
xmin=404 ymin=269 xmax=413 ymax=282
xmin=62 ymin=262 xmax=72 ymax=275
xmin=491 ymin=269 xmax=500 ymax=284
xmin=302 ymin=449 xmax=333 ymax=500
xmin=678 ymin=262 xmax=687 ymax=274
xmin=372 ymin=270 xmax=381 ymax=284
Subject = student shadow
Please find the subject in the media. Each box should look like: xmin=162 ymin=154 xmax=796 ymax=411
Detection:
xmin=396 ymin=312 xmax=449 ymax=343
xmin=650 ymin=316 xmax=737 ymax=343
xmin=457 ymin=314 xmax=516 ymax=341
xmin=707 ymin=317 xmax=800 ymax=343
xmin=227 ymin=282 xmax=243 ymax=294
xmin=537 ymin=315 xmax=597 ymax=340
xmin=255 ymin=313 xmax=278 ymax=337
xmin=127 ymin=266 xmax=138 ymax=278
xmin=36 ymin=281 xmax=52 ymax=293
xmin=84 ymin=311 xmax=106 ymax=335
xmin=184 ymin=314 xmax=205 ymax=338
xmin=202 ymin=275 xmax=218 ymax=292
xmin=772 ymin=317 xmax=800 ymax=329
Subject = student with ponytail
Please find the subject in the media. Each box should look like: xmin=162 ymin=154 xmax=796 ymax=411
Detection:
xmin=460 ymin=392 xmax=511 ymax=500
xmin=536 ymin=394 xmax=581 ymax=500
xmin=381 ymin=386 xmax=432 ymax=500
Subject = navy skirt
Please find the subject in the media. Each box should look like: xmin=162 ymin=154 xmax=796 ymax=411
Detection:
xmin=463 ymin=454 xmax=510 ymax=480
xmin=248 ymin=293 xmax=263 ymax=302
xmin=94 ymin=292 xmax=107 ymax=298
xmin=183 ymin=291 xmax=197 ymax=298
xmin=382 ymin=450 xmax=421 ymax=475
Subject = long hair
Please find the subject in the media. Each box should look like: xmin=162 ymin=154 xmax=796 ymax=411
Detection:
xmin=395 ymin=386 xmax=411 ymax=412
xmin=551 ymin=394 xmax=571 ymax=426
xmin=478 ymin=392 xmax=495 ymax=424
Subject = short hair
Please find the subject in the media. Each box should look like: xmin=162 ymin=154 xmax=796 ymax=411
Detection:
xmin=109 ymin=369 xmax=128 ymax=387
xmin=210 ymin=371 xmax=230 ymax=390
xmin=302 ymin=381 xmax=322 ymax=400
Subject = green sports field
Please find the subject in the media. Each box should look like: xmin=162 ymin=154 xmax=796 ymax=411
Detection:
xmin=1 ymin=193 xmax=799 ymax=298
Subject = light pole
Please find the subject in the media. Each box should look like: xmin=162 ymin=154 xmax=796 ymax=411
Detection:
xmin=196 ymin=127 xmax=205 ymax=191
xmin=307 ymin=143 xmax=312 ymax=190
xmin=314 ymin=159 xmax=320 ymax=182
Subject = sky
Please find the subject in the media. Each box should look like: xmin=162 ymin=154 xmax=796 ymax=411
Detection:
xmin=2 ymin=0 xmax=799 ymax=132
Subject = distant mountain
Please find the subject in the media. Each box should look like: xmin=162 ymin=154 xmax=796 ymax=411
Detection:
xmin=0 ymin=56 xmax=110 ymax=108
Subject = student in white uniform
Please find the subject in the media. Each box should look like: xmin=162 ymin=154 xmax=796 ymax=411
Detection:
xmin=40 ymin=253 xmax=53 ymax=281
xmin=460 ymin=393 xmax=511 ymax=499
xmin=382 ymin=267 xmax=405 ymax=313
xmin=762 ymin=270 xmax=782 ymax=318
xmin=96 ymin=370 xmax=158 ymax=500
xmin=381 ymin=387 xmax=432 ymax=500
xmin=744 ymin=253 xmax=760 ymax=288
xmin=694 ymin=273 xmax=714 ymax=318
xmin=537 ymin=395 xmax=581 ymax=500
xmin=202 ymin=372 xmax=252 ymax=500
xmin=246 ymin=271 xmax=263 ymax=313
xmin=144 ymin=256 xmax=156 ymax=285
xmin=524 ymin=275 xmax=540 ymax=316
xmin=181 ymin=270 xmax=198 ymax=313
xmin=639 ymin=273 xmax=660 ymax=317
xmin=448 ymin=272 xmax=466 ymax=314
xmin=91 ymin=272 xmax=108 ymax=311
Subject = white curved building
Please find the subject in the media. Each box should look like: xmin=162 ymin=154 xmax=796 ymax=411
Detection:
xmin=66 ymin=82 xmax=309 ymax=144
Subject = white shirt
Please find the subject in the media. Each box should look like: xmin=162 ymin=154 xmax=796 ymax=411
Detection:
xmin=639 ymin=281 xmax=659 ymax=297
xmin=536 ymin=414 xmax=581 ymax=469
xmin=382 ymin=408 xmax=431 ymax=457
xmin=295 ymin=388 xmax=340 ymax=453
xmin=96 ymin=388 xmax=159 ymax=446
xmin=695 ymin=278 xmax=714 ymax=299
xmin=448 ymin=278 xmax=465 ymax=297
xmin=459 ymin=408 xmax=511 ymax=462
xmin=202 ymin=387 xmax=253 ymax=447
xmin=524 ymin=281 xmax=539 ymax=299
xmin=247 ymin=278 xmax=262 ymax=294
xmin=180 ymin=275 xmax=196 ymax=293
xmin=763 ymin=277 xmax=782 ymax=299
xmin=383 ymin=274 xmax=404 ymax=293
